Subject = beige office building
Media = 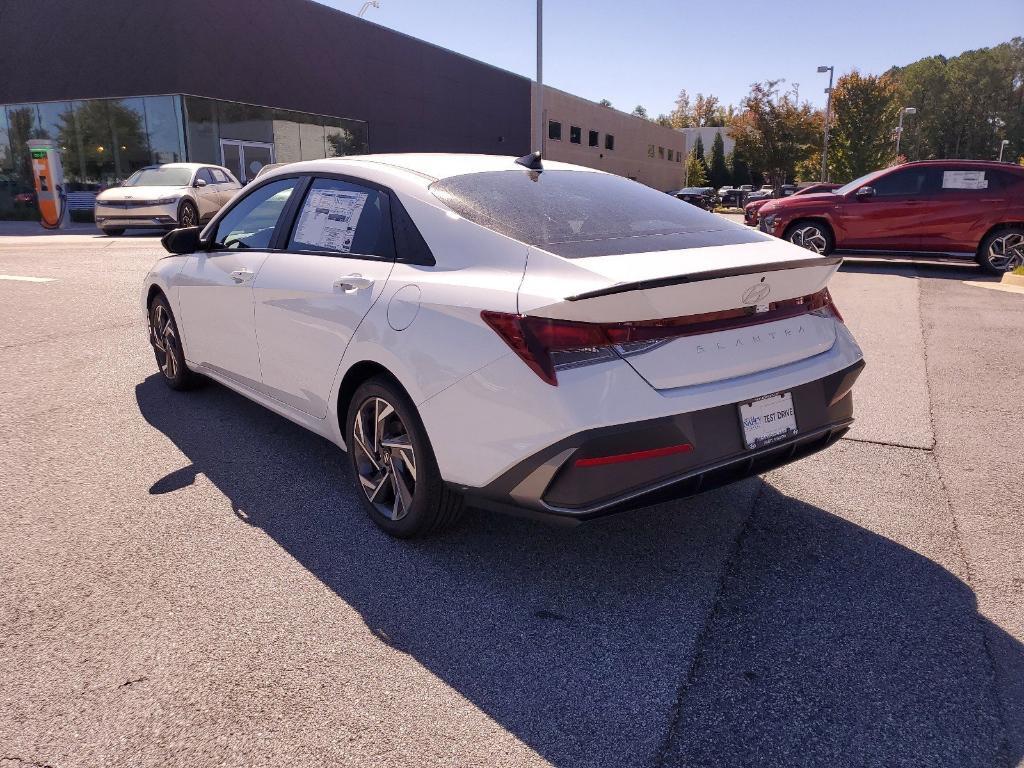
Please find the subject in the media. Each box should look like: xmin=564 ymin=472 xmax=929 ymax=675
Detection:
xmin=531 ymin=84 xmax=687 ymax=191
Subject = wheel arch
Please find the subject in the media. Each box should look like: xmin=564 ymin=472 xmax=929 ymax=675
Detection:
xmin=336 ymin=360 xmax=413 ymax=445
xmin=976 ymin=222 xmax=1024 ymax=258
xmin=145 ymin=283 xmax=165 ymax=311
xmin=783 ymin=217 xmax=835 ymax=240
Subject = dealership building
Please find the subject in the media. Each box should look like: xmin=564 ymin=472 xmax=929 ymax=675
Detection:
xmin=0 ymin=0 xmax=686 ymax=215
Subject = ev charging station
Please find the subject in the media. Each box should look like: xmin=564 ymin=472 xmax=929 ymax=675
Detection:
xmin=27 ymin=139 xmax=68 ymax=230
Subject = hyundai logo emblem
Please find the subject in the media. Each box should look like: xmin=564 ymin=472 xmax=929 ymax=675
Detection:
xmin=742 ymin=282 xmax=771 ymax=305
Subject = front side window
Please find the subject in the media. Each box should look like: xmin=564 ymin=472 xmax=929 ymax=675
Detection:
xmin=548 ymin=120 xmax=562 ymax=141
xmin=287 ymin=177 xmax=393 ymax=258
xmin=569 ymin=125 xmax=581 ymax=144
xmin=197 ymin=168 xmax=216 ymax=185
xmin=589 ymin=130 xmax=599 ymax=147
xmin=605 ymin=134 xmax=615 ymax=150
xmin=212 ymin=177 xmax=297 ymax=250
xmin=430 ymin=169 xmax=764 ymax=258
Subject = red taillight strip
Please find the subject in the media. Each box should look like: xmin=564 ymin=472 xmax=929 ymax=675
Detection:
xmin=574 ymin=443 xmax=694 ymax=467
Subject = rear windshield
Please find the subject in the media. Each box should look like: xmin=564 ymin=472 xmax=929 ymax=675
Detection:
xmin=430 ymin=170 xmax=765 ymax=258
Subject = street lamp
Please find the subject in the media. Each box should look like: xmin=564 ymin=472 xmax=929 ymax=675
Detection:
xmin=536 ymin=0 xmax=543 ymax=155
xmin=894 ymin=107 xmax=916 ymax=157
xmin=817 ymin=66 xmax=834 ymax=182
xmin=999 ymin=139 xmax=1010 ymax=162
xmin=357 ymin=1 xmax=379 ymax=17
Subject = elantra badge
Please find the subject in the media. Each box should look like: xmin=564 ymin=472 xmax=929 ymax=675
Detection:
xmin=742 ymin=281 xmax=771 ymax=305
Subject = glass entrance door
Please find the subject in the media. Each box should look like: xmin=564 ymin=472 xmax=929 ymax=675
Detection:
xmin=220 ymin=140 xmax=275 ymax=184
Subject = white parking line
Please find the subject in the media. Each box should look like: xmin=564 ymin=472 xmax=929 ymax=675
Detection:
xmin=0 ymin=274 xmax=56 ymax=283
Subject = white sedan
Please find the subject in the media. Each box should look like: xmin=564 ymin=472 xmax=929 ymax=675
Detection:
xmin=142 ymin=153 xmax=865 ymax=538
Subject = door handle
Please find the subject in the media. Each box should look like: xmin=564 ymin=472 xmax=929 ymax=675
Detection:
xmin=333 ymin=274 xmax=374 ymax=293
xmin=229 ymin=269 xmax=254 ymax=283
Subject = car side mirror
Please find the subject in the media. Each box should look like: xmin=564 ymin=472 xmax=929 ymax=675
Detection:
xmin=162 ymin=226 xmax=202 ymax=254
xmin=193 ymin=178 xmax=207 ymax=188
xmin=855 ymin=186 xmax=876 ymax=199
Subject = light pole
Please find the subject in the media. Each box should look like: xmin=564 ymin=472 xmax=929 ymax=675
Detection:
xmin=894 ymin=106 xmax=916 ymax=157
xmin=817 ymin=66 xmax=834 ymax=182
xmin=357 ymin=1 xmax=379 ymax=17
xmin=536 ymin=0 xmax=543 ymax=155
xmin=999 ymin=139 xmax=1010 ymax=162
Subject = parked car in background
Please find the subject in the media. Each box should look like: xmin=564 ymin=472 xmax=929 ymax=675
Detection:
xmin=744 ymin=183 xmax=840 ymax=226
xmin=144 ymin=153 xmax=863 ymax=537
xmin=671 ymin=187 xmax=719 ymax=210
xmin=718 ymin=187 xmax=747 ymax=208
xmin=758 ymin=160 xmax=1024 ymax=273
xmin=94 ymin=163 xmax=241 ymax=237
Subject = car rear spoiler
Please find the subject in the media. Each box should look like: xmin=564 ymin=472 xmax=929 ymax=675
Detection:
xmin=564 ymin=256 xmax=843 ymax=301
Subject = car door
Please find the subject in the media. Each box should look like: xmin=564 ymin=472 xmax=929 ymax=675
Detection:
xmin=210 ymin=167 xmax=240 ymax=207
xmin=252 ymin=176 xmax=397 ymax=418
xmin=175 ymin=177 xmax=300 ymax=388
xmin=918 ymin=167 xmax=1007 ymax=253
xmin=192 ymin=168 xmax=222 ymax=221
xmin=837 ymin=166 xmax=935 ymax=251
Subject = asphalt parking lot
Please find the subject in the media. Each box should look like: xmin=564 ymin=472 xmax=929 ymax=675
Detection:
xmin=1 ymin=224 xmax=1022 ymax=767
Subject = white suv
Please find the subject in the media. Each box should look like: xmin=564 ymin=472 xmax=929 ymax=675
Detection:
xmin=95 ymin=163 xmax=240 ymax=236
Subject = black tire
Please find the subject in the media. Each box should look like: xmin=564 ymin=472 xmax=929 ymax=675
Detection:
xmin=345 ymin=376 xmax=463 ymax=538
xmin=178 ymin=200 xmax=199 ymax=229
xmin=148 ymin=294 xmax=199 ymax=390
xmin=102 ymin=228 xmax=125 ymax=237
xmin=784 ymin=220 xmax=834 ymax=255
xmin=977 ymin=227 xmax=1024 ymax=275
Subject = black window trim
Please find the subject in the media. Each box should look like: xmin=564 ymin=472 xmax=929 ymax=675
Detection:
xmin=202 ymin=171 xmax=435 ymax=266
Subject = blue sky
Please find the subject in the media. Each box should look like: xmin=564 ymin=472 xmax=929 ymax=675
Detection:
xmin=317 ymin=0 xmax=1021 ymax=114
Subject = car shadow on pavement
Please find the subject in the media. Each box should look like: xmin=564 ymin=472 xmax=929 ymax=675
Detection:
xmin=136 ymin=375 xmax=1022 ymax=768
xmin=839 ymin=257 xmax=994 ymax=281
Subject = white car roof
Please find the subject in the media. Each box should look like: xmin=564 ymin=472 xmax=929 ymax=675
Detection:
xmin=262 ymin=153 xmax=602 ymax=184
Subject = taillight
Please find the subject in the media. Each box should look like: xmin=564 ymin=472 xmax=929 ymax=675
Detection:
xmin=482 ymin=287 xmax=844 ymax=386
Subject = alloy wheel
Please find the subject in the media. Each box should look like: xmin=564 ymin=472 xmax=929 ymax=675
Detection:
xmin=150 ymin=304 xmax=178 ymax=380
xmin=789 ymin=226 xmax=828 ymax=254
xmin=179 ymin=203 xmax=197 ymax=228
xmin=987 ymin=232 xmax=1024 ymax=272
xmin=352 ymin=397 xmax=417 ymax=521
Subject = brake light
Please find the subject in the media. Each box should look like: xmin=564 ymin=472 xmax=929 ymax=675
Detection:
xmin=482 ymin=287 xmax=843 ymax=385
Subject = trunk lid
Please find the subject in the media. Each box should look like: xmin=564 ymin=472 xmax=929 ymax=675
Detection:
xmin=518 ymin=239 xmax=842 ymax=391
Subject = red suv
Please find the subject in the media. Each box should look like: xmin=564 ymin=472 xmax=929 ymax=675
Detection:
xmin=757 ymin=160 xmax=1024 ymax=274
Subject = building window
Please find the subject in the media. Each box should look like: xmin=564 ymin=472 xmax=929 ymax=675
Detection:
xmin=667 ymin=149 xmax=673 ymax=162
xmin=588 ymin=130 xmax=599 ymax=147
xmin=548 ymin=120 xmax=562 ymax=141
xmin=605 ymin=134 xmax=615 ymax=150
xmin=569 ymin=125 xmax=581 ymax=144
xmin=658 ymin=146 xmax=665 ymax=160
xmin=647 ymin=144 xmax=655 ymax=159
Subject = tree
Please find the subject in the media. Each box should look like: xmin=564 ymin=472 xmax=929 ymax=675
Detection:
xmin=730 ymin=80 xmax=820 ymax=189
xmin=598 ymin=99 xmax=613 ymax=108
xmin=691 ymin=134 xmax=711 ymax=182
xmin=685 ymin=147 xmax=708 ymax=187
xmin=825 ymin=70 xmax=900 ymax=181
xmin=631 ymin=105 xmax=649 ymax=119
xmin=708 ymin=131 xmax=731 ymax=189
xmin=669 ymin=89 xmax=692 ymax=128
xmin=692 ymin=93 xmax=722 ymax=127
xmin=655 ymin=114 xmax=673 ymax=127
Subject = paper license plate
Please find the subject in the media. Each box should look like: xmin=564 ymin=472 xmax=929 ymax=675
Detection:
xmin=738 ymin=392 xmax=797 ymax=450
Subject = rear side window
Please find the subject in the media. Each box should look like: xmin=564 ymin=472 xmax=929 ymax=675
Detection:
xmin=212 ymin=178 xmax=297 ymax=250
xmin=287 ymin=177 xmax=394 ymax=258
xmin=430 ymin=170 xmax=765 ymax=258
xmin=211 ymin=168 xmax=231 ymax=184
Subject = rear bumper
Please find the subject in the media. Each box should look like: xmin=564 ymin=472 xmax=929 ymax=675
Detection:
xmin=457 ymin=359 xmax=863 ymax=522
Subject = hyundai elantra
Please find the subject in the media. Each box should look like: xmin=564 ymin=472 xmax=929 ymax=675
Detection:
xmin=143 ymin=153 xmax=864 ymax=537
